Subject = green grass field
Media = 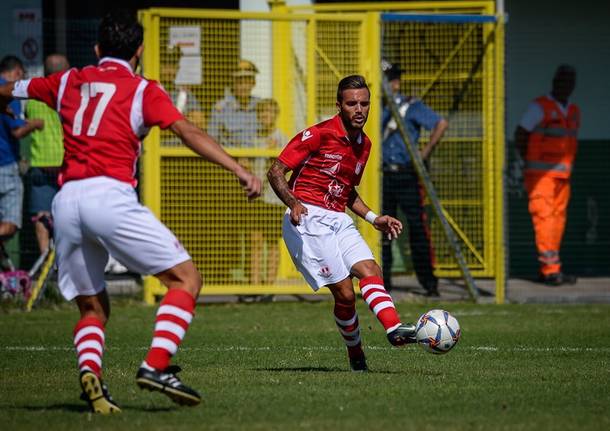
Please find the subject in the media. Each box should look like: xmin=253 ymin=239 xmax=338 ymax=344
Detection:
xmin=1 ymin=299 xmax=609 ymax=430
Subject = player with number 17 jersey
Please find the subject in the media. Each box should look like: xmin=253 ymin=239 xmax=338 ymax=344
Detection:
xmin=13 ymin=57 xmax=181 ymax=186
xmin=1 ymin=11 xmax=262 ymax=412
xmin=278 ymin=114 xmax=372 ymax=212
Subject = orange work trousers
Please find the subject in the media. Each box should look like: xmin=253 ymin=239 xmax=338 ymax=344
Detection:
xmin=524 ymin=173 xmax=571 ymax=275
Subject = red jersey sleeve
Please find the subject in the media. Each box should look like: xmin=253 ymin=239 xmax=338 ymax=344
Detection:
xmin=25 ymin=71 xmax=64 ymax=109
xmin=278 ymin=128 xmax=321 ymax=170
xmin=142 ymin=81 xmax=184 ymax=129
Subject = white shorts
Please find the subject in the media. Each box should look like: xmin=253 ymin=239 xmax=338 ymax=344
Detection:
xmin=52 ymin=176 xmax=191 ymax=301
xmin=282 ymin=203 xmax=374 ymax=291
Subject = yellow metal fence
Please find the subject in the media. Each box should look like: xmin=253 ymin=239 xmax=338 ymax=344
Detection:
xmin=138 ymin=2 xmax=505 ymax=303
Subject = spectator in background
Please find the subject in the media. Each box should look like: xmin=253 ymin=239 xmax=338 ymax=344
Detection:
xmin=208 ymin=59 xmax=260 ymax=148
xmin=514 ymin=65 xmax=579 ymax=286
xmin=0 ymin=55 xmax=43 ymax=267
xmin=159 ymin=48 xmax=205 ymax=128
xmin=249 ymin=98 xmax=287 ymax=286
xmin=25 ymin=54 xmax=69 ymax=255
xmin=381 ymin=61 xmax=448 ymax=297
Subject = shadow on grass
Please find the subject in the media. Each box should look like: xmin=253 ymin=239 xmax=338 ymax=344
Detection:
xmin=4 ymin=403 xmax=176 ymax=413
xmin=16 ymin=403 xmax=88 ymax=413
xmin=254 ymin=366 xmax=403 ymax=374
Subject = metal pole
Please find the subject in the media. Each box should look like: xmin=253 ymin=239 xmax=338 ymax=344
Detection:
xmin=381 ymin=77 xmax=479 ymax=302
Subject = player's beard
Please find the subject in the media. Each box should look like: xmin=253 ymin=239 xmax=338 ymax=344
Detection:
xmin=351 ymin=113 xmax=367 ymax=129
xmin=341 ymin=110 xmax=367 ymax=132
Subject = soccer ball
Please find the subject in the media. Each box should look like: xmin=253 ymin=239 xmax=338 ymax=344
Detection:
xmin=415 ymin=309 xmax=461 ymax=354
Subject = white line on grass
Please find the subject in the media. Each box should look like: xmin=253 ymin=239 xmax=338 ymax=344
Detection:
xmin=449 ymin=309 xmax=574 ymax=317
xmin=4 ymin=345 xmax=610 ymax=353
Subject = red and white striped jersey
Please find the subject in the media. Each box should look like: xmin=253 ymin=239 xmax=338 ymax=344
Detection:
xmin=13 ymin=57 xmax=183 ymax=186
xmin=278 ymin=115 xmax=372 ymax=212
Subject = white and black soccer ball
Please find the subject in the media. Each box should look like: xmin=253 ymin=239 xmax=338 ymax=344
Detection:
xmin=415 ymin=309 xmax=461 ymax=354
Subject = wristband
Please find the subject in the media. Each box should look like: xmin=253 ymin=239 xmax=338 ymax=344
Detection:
xmin=365 ymin=210 xmax=378 ymax=225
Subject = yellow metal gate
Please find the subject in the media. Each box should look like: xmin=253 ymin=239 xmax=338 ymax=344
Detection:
xmin=138 ymin=8 xmax=380 ymax=301
xmin=139 ymin=2 xmax=505 ymax=303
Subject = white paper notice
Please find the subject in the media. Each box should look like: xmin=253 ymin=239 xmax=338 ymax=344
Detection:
xmin=175 ymin=56 xmax=202 ymax=85
xmin=169 ymin=26 xmax=201 ymax=55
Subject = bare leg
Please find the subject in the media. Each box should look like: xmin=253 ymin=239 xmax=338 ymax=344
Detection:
xmin=154 ymin=259 xmax=201 ymax=298
xmin=350 ymin=259 xmax=383 ymax=280
xmin=34 ymin=211 xmax=51 ymax=254
xmin=75 ymin=290 xmax=111 ymax=324
xmin=0 ymin=222 xmax=17 ymax=239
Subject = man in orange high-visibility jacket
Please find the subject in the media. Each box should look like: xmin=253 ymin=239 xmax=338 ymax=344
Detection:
xmin=515 ymin=65 xmax=579 ymax=287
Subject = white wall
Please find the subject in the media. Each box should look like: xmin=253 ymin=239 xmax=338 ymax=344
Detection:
xmin=239 ymin=0 xmax=311 ymax=98
xmin=0 ymin=0 xmax=43 ymax=76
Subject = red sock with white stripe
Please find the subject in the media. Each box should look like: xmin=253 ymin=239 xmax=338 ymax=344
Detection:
xmin=334 ymin=302 xmax=363 ymax=359
xmin=74 ymin=316 xmax=105 ymax=377
xmin=359 ymin=276 xmax=401 ymax=333
xmin=144 ymin=288 xmax=195 ymax=371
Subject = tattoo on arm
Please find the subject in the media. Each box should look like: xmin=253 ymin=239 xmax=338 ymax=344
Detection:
xmin=267 ymin=160 xmax=299 ymax=208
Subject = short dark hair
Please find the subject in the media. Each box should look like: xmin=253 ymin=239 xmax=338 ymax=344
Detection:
xmin=553 ymin=64 xmax=576 ymax=82
xmin=97 ymin=11 xmax=143 ymax=61
xmin=337 ymin=75 xmax=370 ymax=102
xmin=0 ymin=55 xmax=24 ymax=74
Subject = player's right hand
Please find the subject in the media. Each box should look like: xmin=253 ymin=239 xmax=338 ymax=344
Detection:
xmin=289 ymin=201 xmax=308 ymax=226
xmin=236 ymin=169 xmax=262 ymax=200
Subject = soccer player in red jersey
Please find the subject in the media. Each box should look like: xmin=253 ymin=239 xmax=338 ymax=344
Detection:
xmin=267 ymin=75 xmax=416 ymax=372
xmin=0 ymin=12 xmax=261 ymax=413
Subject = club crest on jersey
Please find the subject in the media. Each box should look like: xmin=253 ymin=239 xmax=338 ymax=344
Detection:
xmin=318 ymin=266 xmax=332 ymax=278
xmin=301 ymin=129 xmax=313 ymax=141
xmin=327 ymin=180 xmax=344 ymax=198
xmin=323 ymin=179 xmax=344 ymax=211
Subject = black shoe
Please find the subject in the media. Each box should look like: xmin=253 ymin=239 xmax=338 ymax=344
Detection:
xmin=540 ymin=272 xmax=578 ymax=287
xmin=79 ymin=370 xmax=121 ymax=414
xmin=422 ymin=278 xmax=439 ymax=297
xmin=387 ymin=323 xmax=417 ymax=346
xmin=424 ymin=287 xmax=440 ymax=297
xmin=349 ymin=355 xmax=368 ymax=372
xmin=136 ymin=365 xmax=201 ymax=406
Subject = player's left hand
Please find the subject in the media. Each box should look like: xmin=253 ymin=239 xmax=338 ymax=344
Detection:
xmin=373 ymin=215 xmax=403 ymax=240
